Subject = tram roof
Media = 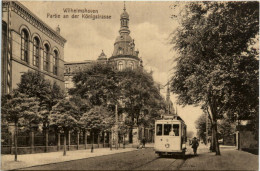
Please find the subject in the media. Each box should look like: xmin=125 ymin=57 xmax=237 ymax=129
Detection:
xmin=156 ymin=115 xmax=185 ymax=123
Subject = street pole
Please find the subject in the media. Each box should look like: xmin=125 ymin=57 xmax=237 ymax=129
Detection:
xmin=115 ymin=104 xmax=118 ymax=150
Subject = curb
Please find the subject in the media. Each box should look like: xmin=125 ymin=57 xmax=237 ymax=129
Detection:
xmin=7 ymin=148 xmax=138 ymax=170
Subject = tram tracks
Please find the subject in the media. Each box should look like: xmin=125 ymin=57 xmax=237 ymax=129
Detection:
xmin=132 ymin=156 xmax=186 ymax=170
xmin=131 ymin=156 xmax=160 ymax=170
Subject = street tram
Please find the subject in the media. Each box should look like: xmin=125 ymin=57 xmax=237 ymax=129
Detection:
xmin=154 ymin=115 xmax=187 ymax=157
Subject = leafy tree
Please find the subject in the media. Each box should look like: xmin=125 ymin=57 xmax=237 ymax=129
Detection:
xmin=218 ymin=117 xmax=236 ymax=141
xmin=79 ymin=106 xmax=114 ymax=152
xmin=1 ymin=91 xmax=41 ymax=161
xmin=70 ymin=63 xmax=166 ymax=142
xmin=195 ymin=113 xmax=212 ymax=144
xmin=49 ymin=99 xmax=79 ymax=156
xmin=17 ymin=71 xmax=64 ymax=126
xmin=70 ymin=63 xmax=120 ymax=106
xmin=119 ymin=68 xmax=165 ymax=127
xmin=170 ymin=1 xmax=259 ymax=155
xmin=69 ymin=95 xmax=92 ymax=114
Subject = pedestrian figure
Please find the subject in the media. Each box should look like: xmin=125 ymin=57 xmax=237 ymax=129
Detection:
xmin=142 ymin=138 xmax=146 ymax=148
xmin=192 ymin=137 xmax=199 ymax=155
xmin=169 ymin=129 xmax=175 ymax=136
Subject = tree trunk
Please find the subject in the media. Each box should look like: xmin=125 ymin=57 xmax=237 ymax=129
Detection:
xmin=77 ymin=131 xmax=80 ymax=150
xmin=123 ymin=134 xmax=125 ymax=149
xmin=109 ymin=130 xmax=112 ymax=150
xmin=210 ymin=105 xmax=220 ymax=155
xmin=103 ymin=131 xmax=105 ymax=148
xmin=63 ymin=131 xmax=67 ymax=156
xmin=14 ymin=121 xmax=18 ymax=161
xmin=212 ymin=121 xmax=220 ymax=155
xmin=210 ymin=127 xmax=216 ymax=152
xmin=68 ymin=130 xmax=70 ymax=151
xmin=57 ymin=132 xmax=60 ymax=151
xmin=45 ymin=128 xmax=48 ymax=152
xmin=91 ymin=131 xmax=94 ymax=153
xmin=97 ymin=132 xmax=100 ymax=148
xmin=208 ymin=98 xmax=221 ymax=156
xmin=84 ymin=129 xmax=87 ymax=149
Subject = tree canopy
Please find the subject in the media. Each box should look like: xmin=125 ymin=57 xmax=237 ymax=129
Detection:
xmin=70 ymin=63 xmax=165 ymax=127
xmin=17 ymin=71 xmax=64 ymax=111
xmin=195 ymin=113 xmax=211 ymax=144
xmin=170 ymin=1 xmax=259 ymax=155
xmin=49 ymin=99 xmax=79 ymax=132
xmin=70 ymin=63 xmax=120 ymax=106
xmin=119 ymin=68 xmax=165 ymax=126
xmin=79 ymin=106 xmax=114 ymax=132
xmin=2 ymin=91 xmax=41 ymax=125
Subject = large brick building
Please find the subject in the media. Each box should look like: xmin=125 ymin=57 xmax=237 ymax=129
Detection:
xmin=2 ymin=1 xmax=66 ymax=95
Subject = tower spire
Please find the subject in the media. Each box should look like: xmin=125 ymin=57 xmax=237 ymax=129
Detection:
xmin=119 ymin=1 xmax=130 ymax=35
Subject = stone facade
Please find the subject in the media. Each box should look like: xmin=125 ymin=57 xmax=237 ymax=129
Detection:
xmin=1 ymin=1 xmax=66 ymax=95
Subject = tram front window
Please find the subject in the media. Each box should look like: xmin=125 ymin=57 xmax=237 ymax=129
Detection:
xmin=173 ymin=124 xmax=179 ymax=136
xmin=156 ymin=124 xmax=162 ymax=136
xmin=164 ymin=124 xmax=171 ymax=135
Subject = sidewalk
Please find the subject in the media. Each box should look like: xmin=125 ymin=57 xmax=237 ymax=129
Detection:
xmin=1 ymin=146 xmax=140 ymax=170
xmin=180 ymin=144 xmax=259 ymax=170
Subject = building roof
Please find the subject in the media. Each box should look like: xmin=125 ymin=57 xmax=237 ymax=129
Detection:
xmin=98 ymin=50 xmax=107 ymax=60
xmin=3 ymin=1 xmax=66 ymax=44
xmin=65 ymin=60 xmax=93 ymax=65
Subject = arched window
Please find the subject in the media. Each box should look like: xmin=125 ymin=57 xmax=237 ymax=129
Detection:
xmin=43 ymin=44 xmax=50 ymax=71
xmin=118 ymin=48 xmax=123 ymax=55
xmin=129 ymin=62 xmax=134 ymax=70
xmin=53 ymin=50 xmax=58 ymax=75
xmin=33 ymin=37 xmax=40 ymax=67
xmin=118 ymin=62 xmax=123 ymax=71
xmin=21 ymin=29 xmax=29 ymax=63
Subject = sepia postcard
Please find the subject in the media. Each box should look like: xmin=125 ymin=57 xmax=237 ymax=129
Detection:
xmin=1 ymin=1 xmax=259 ymax=170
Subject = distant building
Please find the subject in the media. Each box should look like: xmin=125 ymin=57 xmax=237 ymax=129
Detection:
xmin=64 ymin=6 xmax=143 ymax=93
xmin=108 ymin=5 xmax=143 ymax=71
xmin=64 ymin=60 xmax=93 ymax=94
xmin=1 ymin=1 xmax=66 ymax=95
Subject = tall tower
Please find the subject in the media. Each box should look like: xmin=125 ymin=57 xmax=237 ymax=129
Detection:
xmin=109 ymin=3 xmax=142 ymax=71
xmin=166 ymin=82 xmax=175 ymax=115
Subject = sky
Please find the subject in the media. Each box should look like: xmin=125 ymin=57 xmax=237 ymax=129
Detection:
xmin=20 ymin=1 xmax=203 ymax=134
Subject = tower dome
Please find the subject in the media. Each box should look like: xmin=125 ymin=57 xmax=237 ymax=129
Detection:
xmin=98 ymin=50 xmax=107 ymax=61
xmin=109 ymin=2 xmax=143 ymax=71
xmin=120 ymin=10 xmax=129 ymax=18
xmin=120 ymin=2 xmax=129 ymax=18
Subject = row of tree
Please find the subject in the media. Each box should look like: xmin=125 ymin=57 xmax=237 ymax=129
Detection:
xmin=2 ymin=63 xmax=166 ymax=160
xmin=170 ymin=1 xmax=259 ymax=155
xmin=69 ymin=63 xmax=165 ymax=129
